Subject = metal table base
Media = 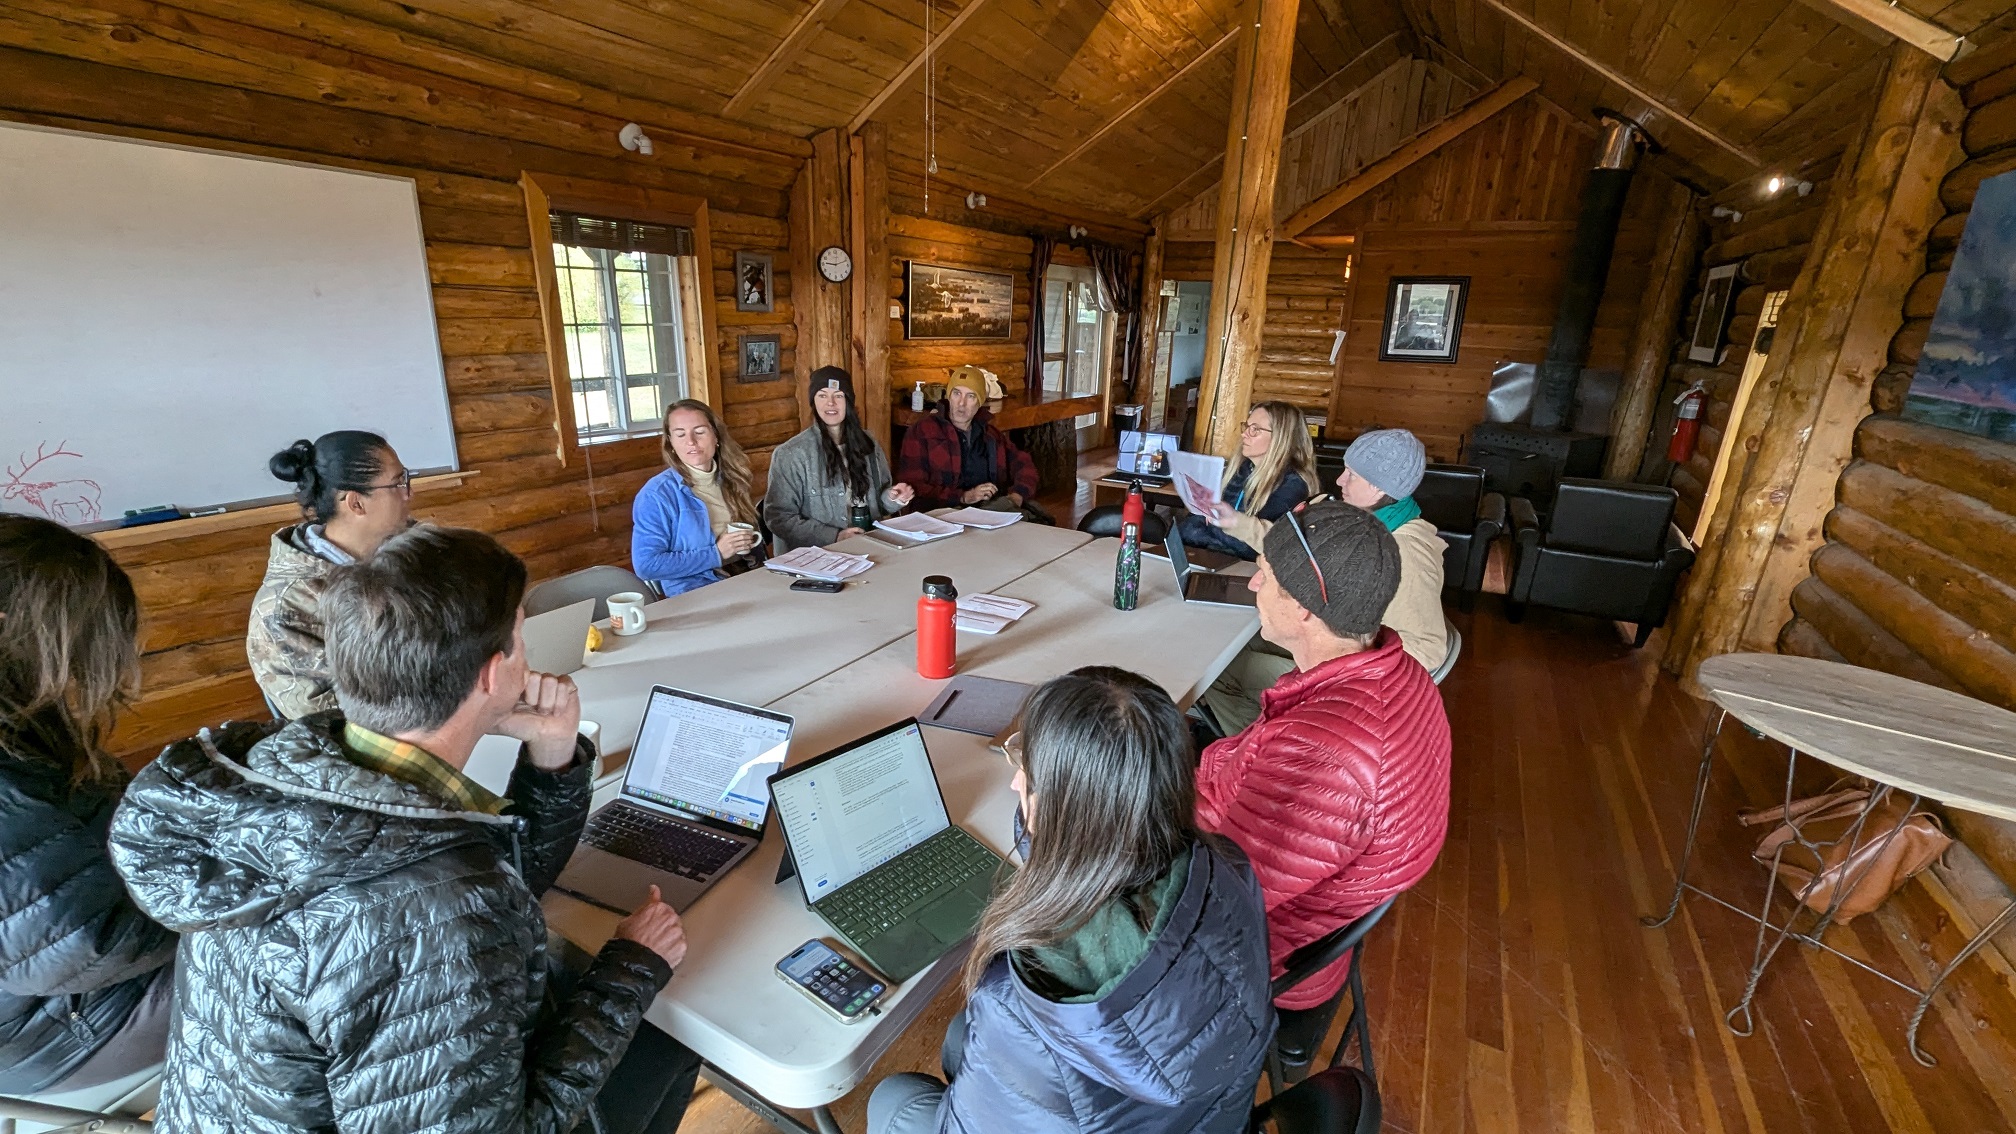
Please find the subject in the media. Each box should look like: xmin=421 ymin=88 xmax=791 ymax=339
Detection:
xmin=699 ymin=1066 xmax=847 ymax=1134
xmin=1643 ymin=708 xmax=2016 ymax=1067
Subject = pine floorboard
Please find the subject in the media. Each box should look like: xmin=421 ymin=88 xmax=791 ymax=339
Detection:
xmin=673 ymin=459 xmax=2016 ymax=1133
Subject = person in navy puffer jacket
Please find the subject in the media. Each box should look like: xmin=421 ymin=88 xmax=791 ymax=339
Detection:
xmin=867 ymin=666 xmax=1276 ymax=1134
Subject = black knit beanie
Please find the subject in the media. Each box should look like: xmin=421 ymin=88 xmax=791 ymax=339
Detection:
xmin=810 ymin=365 xmax=856 ymax=409
xmin=1261 ymin=500 xmax=1401 ymax=639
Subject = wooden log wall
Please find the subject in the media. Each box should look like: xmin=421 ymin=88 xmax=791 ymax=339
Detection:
xmin=1155 ymin=240 xmax=1351 ymax=417
xmin=0 ymin=3 xmax=811 ymax=755
xmin=1309 ymin=96 xmax=1661 ymax=460
xmin=1770 ymin=37 xmax=2016 ymax=889
xmin=1665 ymin=154 xmax=1844 ymax=533
xmin=885 ymin=214 xmax=1035 ymax=402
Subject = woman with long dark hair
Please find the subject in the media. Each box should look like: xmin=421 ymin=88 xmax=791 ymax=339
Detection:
xmin=0 ymin=514 xmax=177 ymax=1097
xmin=248 ymin=430 xmax=410 ymax=718
xmin=764 ymin=366 xmax=914 ymax=551
xmin=866 ymin=667 xmax=1276 ymax=1134
xmin=633 ymin=399 xmax=763 ymax=595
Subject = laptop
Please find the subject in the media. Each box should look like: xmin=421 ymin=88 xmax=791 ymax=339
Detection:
xmin=553 ymin=686 xmax=793 ymax=913
xmin=768 ymin=720 xmax=1009 ymax=982
xmin=522 ymin=598 xmax=595 ymax=675
xmin=1167 ymin=528 xmax=1259 ymax=608
xmin=1116 ymin=429 xmax=1180 ymax=485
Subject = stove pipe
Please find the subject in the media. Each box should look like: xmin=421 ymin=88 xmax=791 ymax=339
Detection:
xmin=1531 ymin=114 xmax=1649 ymax=432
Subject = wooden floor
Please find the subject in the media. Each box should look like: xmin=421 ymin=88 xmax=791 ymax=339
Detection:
xmin=675 ymin=461 xmax=2016 ymax=1133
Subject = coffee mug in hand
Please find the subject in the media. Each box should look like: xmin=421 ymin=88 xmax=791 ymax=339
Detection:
xmin=606 ymin=592 xmax=649 ymax=636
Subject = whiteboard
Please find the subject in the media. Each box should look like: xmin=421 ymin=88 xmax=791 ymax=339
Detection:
xmin=0 ymin=122 xmax=457 ymax=526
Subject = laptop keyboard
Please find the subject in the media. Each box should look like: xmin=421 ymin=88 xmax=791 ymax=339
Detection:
xmin=585 ymin=803 xmax=742 ymax=880
xmin=819 ymin=827 xmax=998 ymax=942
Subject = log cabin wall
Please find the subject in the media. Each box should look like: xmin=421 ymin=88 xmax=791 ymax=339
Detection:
xmin=1664 ymin=156 xmax=1843 ymax=533
xmin=1154 ymin=240 xmax=1350 ymax=419
xmin=1311 ymin=96 xmax=1662 ymax=460
xmin=0 ymin=4 xmax=810 ymax=756
xmin=885 ymin=216 xmax=1035 ymax=402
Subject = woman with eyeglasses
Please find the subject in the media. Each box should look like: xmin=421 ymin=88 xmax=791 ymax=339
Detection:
xmin=1180 ymin=401 xmax=1317 ymax=561
xmin=248 ymin=430 xmax=413 ymax=719
xmin=633 ymin=400 xmax=764 ymax=597
xmin=866 ymin=667 xmax=1275 ymax=1134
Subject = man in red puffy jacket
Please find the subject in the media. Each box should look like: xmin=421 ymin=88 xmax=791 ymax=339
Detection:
xmin=1196 ymin=500 xmax=1452 ymax=1015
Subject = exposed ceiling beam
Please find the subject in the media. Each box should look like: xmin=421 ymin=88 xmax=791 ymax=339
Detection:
xmin=849 ymin=0 xmax=999 ymax=134
xmin=1797 ymin=0 xmax=1970 ymax=61
xmin=1282 ymin=31 xmax=1404 ymax=135
xmin=723 ymin=0 xmax=853 ymax=120
xmin=1281 ymin=76 xmax=1538 ymax=238
xmin=1472 ymin=0 xmax=1762 ymax=168
xmin=1132 ymin=31 xmax=1409 ymax=219
xmin=1025 ymin=26 xmax=1241 ymax=189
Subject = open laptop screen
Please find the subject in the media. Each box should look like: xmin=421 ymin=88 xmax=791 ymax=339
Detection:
xmin=770 ymin=721 xmax=951 ymax=901
xmin=623 ymin=686 xmax=792 ymax=833
xmin=1117 ymin=430 xmax=1179 ymax=477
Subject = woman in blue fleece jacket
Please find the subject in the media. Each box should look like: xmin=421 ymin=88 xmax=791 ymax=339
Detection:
xmin=631 ymin=401 xmax=763 ymax=597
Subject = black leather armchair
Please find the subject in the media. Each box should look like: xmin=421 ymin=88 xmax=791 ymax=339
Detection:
xmin=1507 ymin=478 xmax=1696 ymax=647
xmin=1414 ymin=464 xmax=1505 ymax=611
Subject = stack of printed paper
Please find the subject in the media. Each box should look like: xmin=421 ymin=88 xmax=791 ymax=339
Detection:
xmin=939 ymin=507 xmax=1023 ymax=529
xmin=762 ymin=546 xmax=873 ymax=581
xmin=874 ymin=513 xmax=965 ymax=543
xmin=954 ymin=593 xmax=1034 ymax=635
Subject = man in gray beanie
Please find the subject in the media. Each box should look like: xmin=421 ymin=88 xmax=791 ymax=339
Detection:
xmin=1194 ymin=499 xmax=1452 ymax=1021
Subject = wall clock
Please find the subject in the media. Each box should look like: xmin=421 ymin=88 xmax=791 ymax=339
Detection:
xmin=818 ymin=246 xmax=853 ymax=283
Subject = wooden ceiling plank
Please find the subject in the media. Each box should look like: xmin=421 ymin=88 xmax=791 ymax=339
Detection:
xmin=1668 ymin=0 xmax=1797 ymax=119
xmin=1283 ymin=30 xmax=1405 ymax=132
xmin=1280 ymin=75 xmax=1538 ymax=237
xmin=852 ymin=0 xmax=1003 ymax=136
xmin=1473 ymin=0 xmax=1764 ymax=167
xmin=1636 ymin=0 xmax=1742 ymax=94
xmin=1697 ymin=9 xmax=1865 ymax=138
xmin=723 ymin=0 xmax=854 ymax=119
xmin=1796 ymin=0 xmax=1971 ymax=58
xmin=1024 ymin=26 xmax=1240 ymax=189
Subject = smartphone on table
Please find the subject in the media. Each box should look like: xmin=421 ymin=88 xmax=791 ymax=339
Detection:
xmin=790 ymin=578 xmax=845 ymax=593
xmin=777 ymin=939 xmax=887 ymax=1024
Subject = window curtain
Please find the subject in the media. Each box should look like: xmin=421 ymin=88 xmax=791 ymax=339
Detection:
xmin=549 ymin=212 xmax=694 ymax=257
xmin=1025 ymin=233 xmax=1056 ymax=392
xmin=1084 ymin=240 xmax=1141 ymax=400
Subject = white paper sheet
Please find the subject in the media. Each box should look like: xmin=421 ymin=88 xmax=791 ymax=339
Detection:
xmin=762 ymin=547 xmax=874 ymax=581
xmin=873 ymin=513 xmax=965 ymax=542
xmin=1169 ymin=451 xmax=1226 ymax=518
xmin=956 ymin=593 xmax=1034 ymax=620
xmin=939 ymin=507 xmax=1023 ymax=529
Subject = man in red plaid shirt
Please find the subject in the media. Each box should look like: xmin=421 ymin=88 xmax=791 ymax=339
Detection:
xmin=897 ymin=365 xmax=1040 ymax=512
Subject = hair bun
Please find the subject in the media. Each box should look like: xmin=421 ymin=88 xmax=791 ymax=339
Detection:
xmin=269 ymin=439 xmax=317 ymax=483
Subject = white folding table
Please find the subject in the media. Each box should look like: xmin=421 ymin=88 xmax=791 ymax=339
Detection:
xmin=535 ymin=530 xmax=1259 ymax=1132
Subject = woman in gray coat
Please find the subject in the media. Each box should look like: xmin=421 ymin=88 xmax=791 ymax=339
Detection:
xmin=0 ymin=515 xmax=177 ymax=1096
xmin=765 ymin=366 xmax=914 ymax=550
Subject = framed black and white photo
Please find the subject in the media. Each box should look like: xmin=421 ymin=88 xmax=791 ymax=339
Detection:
xmin=734 ymin=250 xmax=774 ymax=313
xmin=1379 ymin=276 xmax=1469 ymax=363
xmin=1688 ymin=262 xmax=1740 ymax=363
xmin=738 ymin=333 xmax=781 ymax=382
xmin=905 ymin=261 xmax=1015 ymax=340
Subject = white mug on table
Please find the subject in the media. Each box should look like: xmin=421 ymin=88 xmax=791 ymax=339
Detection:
xmin=606 ymin=591 xmax=649 ymax=636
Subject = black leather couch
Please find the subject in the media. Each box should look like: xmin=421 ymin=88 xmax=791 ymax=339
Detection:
xmin=1415 ymin=465 xmax=1505 ymax=611
xmin=1507 ymin=478 xmax=1696 ymax=647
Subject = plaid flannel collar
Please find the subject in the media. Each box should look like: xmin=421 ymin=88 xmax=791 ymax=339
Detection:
xmin=341 ymin=722 xmax=508 ymax=815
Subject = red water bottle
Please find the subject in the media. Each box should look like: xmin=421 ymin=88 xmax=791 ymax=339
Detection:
xmin=917 ymin=575 xmax=958 ymax=679
xmin=1122 ymin=479 xmax=1146 ymax=531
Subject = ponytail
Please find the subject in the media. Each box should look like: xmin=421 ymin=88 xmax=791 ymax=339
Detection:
xmin=269 ymin=430 xmax=391 ymax=524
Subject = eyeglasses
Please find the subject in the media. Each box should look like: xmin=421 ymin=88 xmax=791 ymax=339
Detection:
xmin=362 ymin=471 xmax=411 ymax=496
xmin=1283 ymin=509 xmax=1328 ymax=606
xmin=1001 ymin=730 xmax=1024 ymax=769
xmin=1241 ymin=422 xmax=1275 ymax=436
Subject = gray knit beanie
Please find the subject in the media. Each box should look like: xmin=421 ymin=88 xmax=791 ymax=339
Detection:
xmin=1261 ymin=500 xmax=1401 ymax=639
xmin=1344 ymin=428 xmax=1426 ymax=499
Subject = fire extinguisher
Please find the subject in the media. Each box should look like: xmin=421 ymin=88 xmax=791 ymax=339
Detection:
xmin=1668 ymin=382 xmax=1707 ymax=463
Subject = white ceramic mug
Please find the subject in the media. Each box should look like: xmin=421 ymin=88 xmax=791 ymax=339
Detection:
xmin=606 ymin=592 xmax=648 ymax=636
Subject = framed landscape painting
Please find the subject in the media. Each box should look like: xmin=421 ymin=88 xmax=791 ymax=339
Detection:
xmin=906 ymin=262 xmax=1014 ymax=340
xmin=1379 ymin=276 xmax=1468 ymax=363
xmin=1903 ymin=168 xmax=2016 ymax=442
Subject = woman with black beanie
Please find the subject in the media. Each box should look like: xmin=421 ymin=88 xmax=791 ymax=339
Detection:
xmin=763 ymin=366 xmax=914 ymax=550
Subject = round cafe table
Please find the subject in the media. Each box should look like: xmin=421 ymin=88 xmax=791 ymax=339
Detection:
xmin=1644 ymin=652 xmax=2016 ymax=1065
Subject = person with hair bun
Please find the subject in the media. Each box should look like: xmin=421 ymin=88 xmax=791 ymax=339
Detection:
xmin=247 ymin=430 xmax=410 ymax=719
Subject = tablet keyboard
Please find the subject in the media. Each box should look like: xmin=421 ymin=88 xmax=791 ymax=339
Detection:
xmin=819 ymin=827 xmax=999 ymax=941
xmin=586 ymin=804 xmax=742 ymax=880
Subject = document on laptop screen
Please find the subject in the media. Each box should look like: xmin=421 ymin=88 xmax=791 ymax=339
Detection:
xmin=625 ymin=689 xmax=791 ymax=832
xmin=772 ymin=724 xmax=951 ymax=899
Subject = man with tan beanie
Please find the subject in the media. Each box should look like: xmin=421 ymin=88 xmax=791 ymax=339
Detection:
xmin=897 ymin=365 xmax=1040 ymax=513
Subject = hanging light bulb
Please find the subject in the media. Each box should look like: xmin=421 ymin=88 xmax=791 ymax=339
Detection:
xmin=1766 ymin=175 xmax=1783 ymax=195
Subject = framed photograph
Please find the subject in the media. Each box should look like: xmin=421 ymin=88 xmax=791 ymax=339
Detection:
xmin=1905 ymin=166 xmax=2016 ymax=441
xmin=1689 ymin=262 xmax=1739 ymax=363
xmin=738 ymin=333 xmax=781 ymax=382
xmin=905 ymin=261 xmax=1014 ymax=340
xmin=1379 ymin=276 xmax=1469 ymax=363
xmin=734 ymin=250 xmax=774 ymax=313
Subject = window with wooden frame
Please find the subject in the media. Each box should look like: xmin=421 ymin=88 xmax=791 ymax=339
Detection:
xmin=1041 ymin=264 xmax=1115 ymax=436
xmin=521 ymin=173 xmax=719 ymax=464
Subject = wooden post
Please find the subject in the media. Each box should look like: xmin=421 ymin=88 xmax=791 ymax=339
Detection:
xmin=1604 ymin=178 xmax=1699 ymax=480
xmin=849 ymin=123 xmax=892 ymax=453
xmin=792 ymin=128 xmax=850 ymax=432
xmin=1195 ymin=0 xmax=1300 ymax=458
xmin=1674 ymin=44 xmax=1963 ymax=689
xmin=1132 ymin=218 xmax=1166 ymax=407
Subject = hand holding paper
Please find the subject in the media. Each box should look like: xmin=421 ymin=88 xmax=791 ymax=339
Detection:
xmin=1168 ymin=451 xmax=1226 ymax=518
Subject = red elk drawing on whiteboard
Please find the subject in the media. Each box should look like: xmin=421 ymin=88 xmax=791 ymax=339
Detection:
xmin=4 ymin=442 xmax=104 ymax=524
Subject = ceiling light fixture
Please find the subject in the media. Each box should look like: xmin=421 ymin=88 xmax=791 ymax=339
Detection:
xmin=617 ymin=123 xmax=653 ymax=156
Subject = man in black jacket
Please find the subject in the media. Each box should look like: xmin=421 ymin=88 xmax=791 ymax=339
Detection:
xmin=111 ymin=525 xmax=696 ymax=1133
